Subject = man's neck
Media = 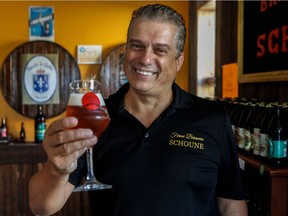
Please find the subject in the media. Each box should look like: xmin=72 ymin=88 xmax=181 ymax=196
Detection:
xmin=124 ymin=89 xmax=173 ymax=128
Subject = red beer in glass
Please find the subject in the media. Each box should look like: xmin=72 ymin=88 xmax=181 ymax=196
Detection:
xmin=66 ymin=79 xmax=111 ymax=191
xmin=66 ymin=93 xmax=110 ymax=137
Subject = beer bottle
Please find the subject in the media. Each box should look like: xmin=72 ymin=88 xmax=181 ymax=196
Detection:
xmin=259 ymin=104 xmax=273 ymax=163
xmin=252 ymin=103 xmax=265 ymax=159
xmin=34 ymin=105 xmax=46 ymax=143
xmin=19 ymin=122 xmax=26 ymax=142
xmin=230 ymin=101 xmax=240 ymax=135
xmin=0 ymin=117 xmax=7 ymax=138
xmin=225 ymin=98 xmax=236 ymax=119
xmin=245 ymin=103 xmax=258 ymax=154
xmin=243 ymin=103 xmax=256 ymax=155
xmin=267 ymin=105 xmax=288 ymax=167
xmin=235 ymin=102 xmax=250 ymax=154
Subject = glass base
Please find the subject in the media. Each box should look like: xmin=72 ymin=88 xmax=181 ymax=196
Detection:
xmin=73 ymin=180 xmax=112 ymax=192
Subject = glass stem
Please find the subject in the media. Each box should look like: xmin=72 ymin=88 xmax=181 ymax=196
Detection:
xmin=85 ymin=147 xmax=96 ymax=181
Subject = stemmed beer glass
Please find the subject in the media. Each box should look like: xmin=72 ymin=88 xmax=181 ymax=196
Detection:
xmin=66 ymin=79 xmax=112 ymax=191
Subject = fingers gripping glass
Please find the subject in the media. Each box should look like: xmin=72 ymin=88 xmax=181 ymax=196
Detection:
xmin=66 ymin=80 xmax=112 ymax=191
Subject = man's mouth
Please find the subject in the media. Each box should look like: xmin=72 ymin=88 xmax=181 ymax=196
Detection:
xmin=136 ymin=69 xmax=155 ymax=76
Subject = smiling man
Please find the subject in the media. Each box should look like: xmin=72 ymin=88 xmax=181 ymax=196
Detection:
xmin=29 ymin=4 xmax=248 ymax=216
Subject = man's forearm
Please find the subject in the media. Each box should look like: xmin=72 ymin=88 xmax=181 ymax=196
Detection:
xmin=29 ymin=161 xmax=72 ymax=215
xmin=217 ymin=198 xmax=248 ymax=216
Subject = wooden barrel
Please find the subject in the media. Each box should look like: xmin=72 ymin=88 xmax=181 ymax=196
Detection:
xmin=0 ymin=40 xmax=81 ymax=118
xmin=98 ymin=44 xmax=127 ymax=99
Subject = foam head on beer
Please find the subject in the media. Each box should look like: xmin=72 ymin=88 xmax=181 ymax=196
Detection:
xmin=68 ymin=93 xmax=105 ymax=108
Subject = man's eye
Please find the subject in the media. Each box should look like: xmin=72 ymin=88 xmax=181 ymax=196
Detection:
xmin=131 ymin=44 xmax=142 ymax=50
xmin=157 ymin=49 xmax=166 ymax=53
xmin=155 ymin=49 xmax=167 ymax=55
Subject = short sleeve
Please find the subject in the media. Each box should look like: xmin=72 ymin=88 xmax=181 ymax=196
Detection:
xmin=216 ymin=114 xmax=245 ymax=200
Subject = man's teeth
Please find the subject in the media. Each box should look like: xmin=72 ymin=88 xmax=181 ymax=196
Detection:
xmin=136 ymin=70 xmax=154 ymax=76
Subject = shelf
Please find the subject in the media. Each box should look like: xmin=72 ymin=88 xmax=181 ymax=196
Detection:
xmin=239 ymin=153 xmax=288 ymax=177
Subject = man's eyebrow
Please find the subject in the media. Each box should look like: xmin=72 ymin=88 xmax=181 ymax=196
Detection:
xmin=128 ymin=39 xmax=142 ymax=44
xmin=154 ymin=43 xmax=171 ymax=50
xmin=128 ymin=39 xmax=171 ymax=50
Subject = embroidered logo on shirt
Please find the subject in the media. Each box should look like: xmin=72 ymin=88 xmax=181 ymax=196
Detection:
xmin=169 ymin=132 xmax=204 ymax=150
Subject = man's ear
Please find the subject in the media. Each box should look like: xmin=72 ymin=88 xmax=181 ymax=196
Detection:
xmin=176 ymin=53 xmax=184 ymax=72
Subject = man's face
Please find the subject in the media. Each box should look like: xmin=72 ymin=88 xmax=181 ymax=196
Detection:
xmin=123 ymin=19 xmax=184 ymax=96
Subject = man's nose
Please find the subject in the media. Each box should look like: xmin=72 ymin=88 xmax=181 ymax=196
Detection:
xmin=138 ymin=48 xmax=153 ymax=66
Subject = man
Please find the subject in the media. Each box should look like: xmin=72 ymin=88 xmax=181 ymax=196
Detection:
xmin=29 ymin=4 xmax=248 ymax=216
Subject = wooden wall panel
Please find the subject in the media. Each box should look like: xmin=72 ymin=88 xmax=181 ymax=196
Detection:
xmin=214 ymin=1 xmax=238 ymax=98
xmin=0 ymin=144 xmax=91 ymax=216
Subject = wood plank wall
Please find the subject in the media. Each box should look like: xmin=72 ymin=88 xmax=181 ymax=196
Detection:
xmin=0 ymin=144 xmax=91 ymax=216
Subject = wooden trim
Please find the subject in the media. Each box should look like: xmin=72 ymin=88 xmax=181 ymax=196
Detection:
xmin=270 ymin=177 xmax=288 ymax=216
xmin=188 ymin=1 xmax=198 ymax=95
xmin=237 ymin=1 xmax=288 ymax=83
xmin=239 ymin=154 xmax=288 ymax=177
xmin=0 ymin=143 xmax=47 ymax=164
xmin=239 ymin=71 xmax=288 ymax=83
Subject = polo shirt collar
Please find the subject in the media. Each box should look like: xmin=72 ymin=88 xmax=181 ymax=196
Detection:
xmin=171 ymin=82 xmax=194 ymax=109
xmin=106 ymin=82 xmax=194 ymax=115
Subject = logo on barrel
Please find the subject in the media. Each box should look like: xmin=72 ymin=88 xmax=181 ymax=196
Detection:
xmin=33 ymin=69 xmax=49 ymax=93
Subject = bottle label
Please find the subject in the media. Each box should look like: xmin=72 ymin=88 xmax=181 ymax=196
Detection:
xmin=244 ymin=129 xmax=252 ymax=151
xmin=231 ymin=125 xmax=235 ymax=135
xmin=1 ymin=128 xmax=7 ymax=137
xmin=236 ymin=127 xmax=245 ymax=149
xmin=269 ymin=140 xmax=287 ymax=159
xmin=36 ymin=123 xmax=46 ymax=141
xmin=253 ymin=128 xmax=261 ymax=155
xmin=259 ymin=133 xmax=269 ymax=157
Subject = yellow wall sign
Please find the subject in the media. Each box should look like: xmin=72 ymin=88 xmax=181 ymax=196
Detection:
xmin=222 ymin=63 xmax=238 ymax=98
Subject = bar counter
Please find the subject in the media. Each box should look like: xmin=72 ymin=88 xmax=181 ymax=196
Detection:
xmin=239 ymin=153 xmax=288 ymax=216
xmin=0 ymin=143 xmax=47 ymax=164
xmin=0 ymin=142 xmax=91 ymax=216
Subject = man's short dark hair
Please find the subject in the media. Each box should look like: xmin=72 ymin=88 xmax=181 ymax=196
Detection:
xmin=127 ymin=4 xmax=186 ymax=58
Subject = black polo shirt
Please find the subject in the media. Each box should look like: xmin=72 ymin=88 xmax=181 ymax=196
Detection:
xmin=69 ymin=82 xmax=244 ymax=216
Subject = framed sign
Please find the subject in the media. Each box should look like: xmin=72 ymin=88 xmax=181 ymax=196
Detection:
xmin=29 ymin=6 xmax=54 ymax=41
xmin=77 ymin=45 xmax=102 ymax=64
xmin=22 ymin=54 xmax=59 ymax=104
xmin=238 ymin=1 xmax=288 ymax=83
